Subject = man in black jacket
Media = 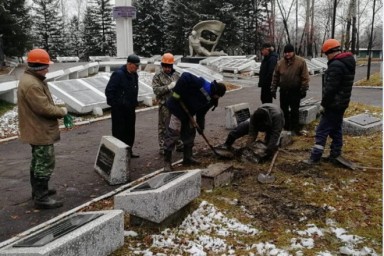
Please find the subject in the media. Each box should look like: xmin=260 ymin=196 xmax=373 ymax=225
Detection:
xmin=164 ymin=72 xmax=226 ymax=172
xmin=303 ymin=39 xmax=356 ymax=165
xmin=258 ymin=43 xmax=278 ymax=103
xmin=220 ymin=103 xmax=284 ymax=158
xmin=105 ymin=54 xmax=140 ymax=158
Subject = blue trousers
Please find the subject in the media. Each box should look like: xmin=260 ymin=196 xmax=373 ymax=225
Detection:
xmin=310 ymin=109 xmax=345 ymax=161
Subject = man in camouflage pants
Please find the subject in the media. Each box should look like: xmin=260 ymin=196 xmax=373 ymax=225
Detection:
xmin=18 ymin=49 xmax=67 ymax=209
xmin=152 ymin=53 xmax=182 ymax=154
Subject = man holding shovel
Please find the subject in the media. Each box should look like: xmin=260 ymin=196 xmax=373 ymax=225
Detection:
xmin=163 ymin=72 xmax=227 ymax=172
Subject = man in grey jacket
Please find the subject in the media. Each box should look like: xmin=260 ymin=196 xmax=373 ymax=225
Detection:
xmin=220 ymin=103 xmax=284 ymax=158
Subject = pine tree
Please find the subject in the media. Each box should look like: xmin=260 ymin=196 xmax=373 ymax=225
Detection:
xmin=32 ymin=0 xmax=65 ymax=58
xmin=133 ymin=0 xmax=166 ymax=56
xmin=67 ymin=15 xmax=83 ymax=57
xmin=82 ymin=0 xmax=116 ymax=58
xmin=0 ymin=0 xmax=32 ymax=61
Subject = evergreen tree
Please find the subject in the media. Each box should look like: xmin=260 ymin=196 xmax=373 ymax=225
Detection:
xmin=0 ymin=0 xmax=32 ymax=61
xmin=162 ymin=0 xmax=200 ymax=55
xmin=133 ymin=0 xmax=166 ymax=56
xmin=32 ymin=0 xmax=65 ymax=58
xmin=82 ymin=0 xmax=116 ymax=58
xmin=82 ymin=5 xmax=102 ymax=59
xmin=67 ymin=15 xmax=83 ymax=57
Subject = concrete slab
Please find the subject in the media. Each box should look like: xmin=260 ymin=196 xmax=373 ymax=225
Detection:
xmin=299 ymin=104 xmax=320 ymax=124
xmin=0 ymin=210 xmax=124 ymax=256
xmin=343 ymin=113 xmax=382 ymax=135
xmin=94 ymin=136 xmax=130 ymax=185
xmin=114 ymin=170 xmax=201 ymax=223
xmin=201 ymin=163 xmax=234 ymax=190
xmin=225 ymin=103 xmax=250 ymax=129
xmin=0 ymin=81 xmax=18 ymax=104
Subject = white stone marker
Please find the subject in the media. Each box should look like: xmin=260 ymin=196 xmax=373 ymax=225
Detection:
xmin=94 ymin=136 xmax=130 ymax=185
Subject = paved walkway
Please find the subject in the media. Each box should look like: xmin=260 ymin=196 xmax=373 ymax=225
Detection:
xmin=0 ymin=62 xmax=381 ymax=243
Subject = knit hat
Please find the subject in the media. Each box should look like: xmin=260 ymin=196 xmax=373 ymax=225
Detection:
xmin=284 ymin=44 xmax=295 ymax=53
xmin=27 ymin=62 xmax=49 ymax=71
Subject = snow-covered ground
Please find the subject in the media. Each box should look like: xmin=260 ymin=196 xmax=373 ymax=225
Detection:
xmin=125 ymin=201 xmax=378 ymax=256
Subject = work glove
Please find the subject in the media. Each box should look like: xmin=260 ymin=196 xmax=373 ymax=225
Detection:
xmin=271 ymin=90 xmax=276 ymax=99
xmin=300 ymin=90 xmax=307 ymax=99
xmin=61 ymin=107 xmax=68 ymax=115
xmin=63 ymin=114 xmax=74 ymax=128
xmin=167 ymin=81 xmax=176 ymax=90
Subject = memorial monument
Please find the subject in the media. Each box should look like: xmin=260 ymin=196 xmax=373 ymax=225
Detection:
xmin=113 ymin=0 xmax=136 ymax=58
xmin=188 ymin=20 xmax=227 ymax=57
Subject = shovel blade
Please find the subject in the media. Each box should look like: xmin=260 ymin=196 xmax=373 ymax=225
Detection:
xmin=335 ymin=156 xmax=358 ymax=170
xmin=257 ymin=173 xmax=276 ymax=183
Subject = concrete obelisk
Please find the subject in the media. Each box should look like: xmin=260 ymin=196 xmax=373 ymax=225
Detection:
xmin=113 ymin=0 xmax=136 ymax=58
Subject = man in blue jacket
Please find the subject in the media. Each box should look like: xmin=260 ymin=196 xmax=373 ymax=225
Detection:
xmin=303 ymin=39 xmax=355 ymax=165
xmin=164 ymin=72 xmax=227 ymax=172
xmin=105 ymin=54 xmax=140 ymax=158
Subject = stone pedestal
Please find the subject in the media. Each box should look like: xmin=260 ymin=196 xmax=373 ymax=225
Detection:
xmin=225 ymin=103 xmax=250 ymax=129
xmin=114 ymin=170 xmax=201 ymax=223
xmin=94 ymin=136 xmax=130 ymax=185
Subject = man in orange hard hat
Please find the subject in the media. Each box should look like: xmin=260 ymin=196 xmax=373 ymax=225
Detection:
xmin=18 ymin=48 xmax=67 ymax=209
xmin=152 ymin=52 xmax=182 ymax=155
xmin=303 ymin=39 xmax=356 ymax=165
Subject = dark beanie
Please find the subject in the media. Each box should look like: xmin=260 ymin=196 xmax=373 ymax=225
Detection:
xmin=262 ymin=42 xmax=273 ymax=49
xmin=284 ymin=44 xmax=295 ymax=53
xmin=127 ymin=54 xmax=140 ymax=64
xmin=27 ymin=62 xmax=49 ymax=71
xmin=211 ymin=80 xmax=226 ymax=97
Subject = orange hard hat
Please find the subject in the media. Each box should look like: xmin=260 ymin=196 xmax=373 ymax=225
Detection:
xmin=161 ymin=53 xmax=174 ymax=65
xmin=322 ymin=39 xmax=341 ymax=54
xmin=27 ymin=49 xmax=53 ymax=64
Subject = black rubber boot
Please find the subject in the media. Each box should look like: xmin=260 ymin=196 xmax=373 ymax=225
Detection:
xmin=34 ymin=180 xmax=63 ymax=209
xmin=182 ymin=147 xmax=200 ymax=165
xmin=219 ymin=135 xmax=236 ymax=150
xmin=164 ymin=150 xmax=173 ymax=172
xmin=31 ymin=173 xmax=56 ymax=199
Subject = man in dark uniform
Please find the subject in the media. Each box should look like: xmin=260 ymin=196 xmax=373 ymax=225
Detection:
xmin=303 ymin=39 xmax=356 ymax=165
xmin=105 ymin=54 xmax=140 ymax=158
xmin=220 ymin=103 xmax=284 ymax=158
xmin=258 ymin=43 xmax=278 ymax=104
xmin=163 ymin=72 xmax=227 ymax=172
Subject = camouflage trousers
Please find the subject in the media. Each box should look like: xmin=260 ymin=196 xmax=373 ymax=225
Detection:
xmin=30 ymin=144 xmax=55 ymax=180
xmin=158 ymin=104 xmax=170 ymax=150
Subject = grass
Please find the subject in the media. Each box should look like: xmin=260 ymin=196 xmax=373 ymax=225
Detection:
xmin=0 ymin=100 xmax=15 ymax=116
xmin=354 ymin=72 xmax=382 ymax=87
xmin=108 ymin=101 xmax=383 ymax=255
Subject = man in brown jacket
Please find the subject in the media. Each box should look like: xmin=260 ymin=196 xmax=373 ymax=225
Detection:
xmin=18 ymin=48 xmax=67 ymax=209
xmin=271 ymin=44 xmax=309 ymax=135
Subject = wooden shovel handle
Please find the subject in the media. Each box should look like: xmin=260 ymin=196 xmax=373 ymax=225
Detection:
xmin=266 ymin=150 xmax=279 ymax=175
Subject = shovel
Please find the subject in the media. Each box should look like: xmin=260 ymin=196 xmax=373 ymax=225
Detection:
xmin=257 ymin=150 xmax=279 ymax=183
xmin=179 ymin=101 xmax=233 ymax=158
